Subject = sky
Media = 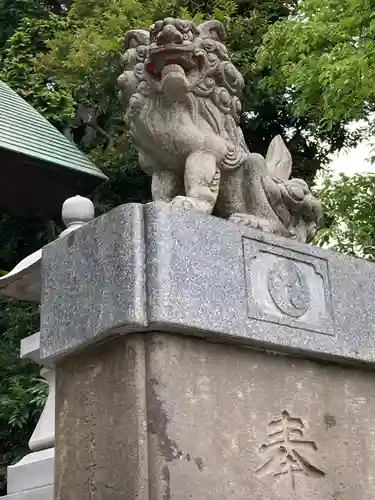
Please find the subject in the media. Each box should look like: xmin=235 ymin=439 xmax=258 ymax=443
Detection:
xmin=329 ymin=120 xmax=375 ymax=174
xmin=330 ymin=139 xmax=375 ymax=174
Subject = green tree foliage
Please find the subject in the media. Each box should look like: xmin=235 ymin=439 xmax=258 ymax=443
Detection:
xmin=0 ymin=298 xmax=47 ymax=463
xmin=0 ymin=0 xmax=63 ymax=47
xmin=0 ymin=15 xmax=76 ymax=128
xmin=39 ymin=0 xmax=336 ymax=183
xmin=258 ymin=0 xmax=375 ymax=138
xmin=315 ymin=171 xmax=375 ymax=259
xmin=257 ymin=0 xmax=375 ymax=258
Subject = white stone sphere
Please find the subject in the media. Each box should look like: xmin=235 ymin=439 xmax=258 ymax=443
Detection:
xmin=62 ymin=195 xmax=94 ymax=227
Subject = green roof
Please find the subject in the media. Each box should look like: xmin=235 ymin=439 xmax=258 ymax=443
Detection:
xmin=0 ymin=80 xmax=108 ymax=180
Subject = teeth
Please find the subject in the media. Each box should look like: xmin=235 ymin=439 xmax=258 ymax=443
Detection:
xmin=161 ymin=64 xmax=185 ymax=78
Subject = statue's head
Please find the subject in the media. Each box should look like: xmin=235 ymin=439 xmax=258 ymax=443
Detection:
xmin=146 ymin=19 xmax=225 ymax=90
xmin=119 ymin=18 xmax=244 ymax=103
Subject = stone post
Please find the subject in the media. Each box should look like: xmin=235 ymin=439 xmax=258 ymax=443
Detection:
xmin=0 ymin=195 xmax=95 ymax=500
xmin=5 ymin=333 xmax=55 ymax=500
xmin=40 ymin=203 xmax=375 ymax=500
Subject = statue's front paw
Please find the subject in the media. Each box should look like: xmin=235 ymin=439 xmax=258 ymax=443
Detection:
xmin=229 ymin=213 xmax=264 ymax=229
xmin=171 ymin=196 xmax=195 ymax=210
xmin=171 ymin=196 xmax=214 ymax=214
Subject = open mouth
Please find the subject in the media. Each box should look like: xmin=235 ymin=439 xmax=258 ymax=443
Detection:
xmin=146 ymin=45 xmax=204 ymax=79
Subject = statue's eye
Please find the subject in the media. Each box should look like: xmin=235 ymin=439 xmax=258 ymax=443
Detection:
xmin=183 ymin=34 xmax=189 ymax=40
xmin=155 ymin=20 xmax=163 ymax=31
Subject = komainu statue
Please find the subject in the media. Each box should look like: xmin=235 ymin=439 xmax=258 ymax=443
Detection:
xmin=118 ymin=18 xmax=323 ymax=242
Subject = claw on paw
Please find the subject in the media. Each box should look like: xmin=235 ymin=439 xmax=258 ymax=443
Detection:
xmin=171 ymin=196 xmax=195 ymax=210
xmin=229 ymin=213 xmax=292 ymax=237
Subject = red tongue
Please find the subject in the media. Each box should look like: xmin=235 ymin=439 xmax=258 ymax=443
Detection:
xmin=147 ymin=56 xmax=185 ymax=75
xmin=146 ymin=62 xmax=155 ymax=74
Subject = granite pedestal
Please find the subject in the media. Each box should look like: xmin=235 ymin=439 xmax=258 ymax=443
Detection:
xmin=40 ymin=203 xmax=375 ymax=500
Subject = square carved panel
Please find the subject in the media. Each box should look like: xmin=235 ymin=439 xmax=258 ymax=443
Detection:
xmin=243 ymin=237 xmax=335 ymax=336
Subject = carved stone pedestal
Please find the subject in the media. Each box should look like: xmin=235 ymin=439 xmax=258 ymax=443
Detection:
xmin=55 ymin=332 xmax=375 ymax=500
xmin=40 ymin=203 xmax=375 ymax=500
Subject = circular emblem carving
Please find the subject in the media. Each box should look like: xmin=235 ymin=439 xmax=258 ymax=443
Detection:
xmin=268 ymin=260 xmax=310 ymax=317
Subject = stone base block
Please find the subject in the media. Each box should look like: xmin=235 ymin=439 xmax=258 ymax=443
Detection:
xmin=7 ymin=448 xmax=54 ymax=494
xmin=55 ymin=333 xmax=375 ymax=500
xmin=3 ymin=485 xmax=53 ymax=500
xmin=41 ymin=202 xmax=375 ymax=366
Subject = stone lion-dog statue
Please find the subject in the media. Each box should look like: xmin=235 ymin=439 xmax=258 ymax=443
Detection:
xmin=118 ymin=18 xmax=323 ymax=242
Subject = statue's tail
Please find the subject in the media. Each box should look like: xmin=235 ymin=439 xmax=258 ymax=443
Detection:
xmin=226 ymin=133 xmax=323 ymax=242
xmin=265 ymin=135 xmax=292 ymax=180
xmin=263 ymin=135 xmax=324 ymax=242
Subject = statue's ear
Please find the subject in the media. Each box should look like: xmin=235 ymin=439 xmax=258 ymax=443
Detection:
xmin=198 ymin=20 xmax=225 ymax=41
xmin=123 ymin=29 xmax=150 ymax=50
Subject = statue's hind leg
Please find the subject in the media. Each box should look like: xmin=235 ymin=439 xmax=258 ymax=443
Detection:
xmin=215 ymin=168 xmax=246 ymax=218
xmin=171 ymin=151 xmax=220 ymax=214
xmin=151 ymin=171 xmax=184 ymax=202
